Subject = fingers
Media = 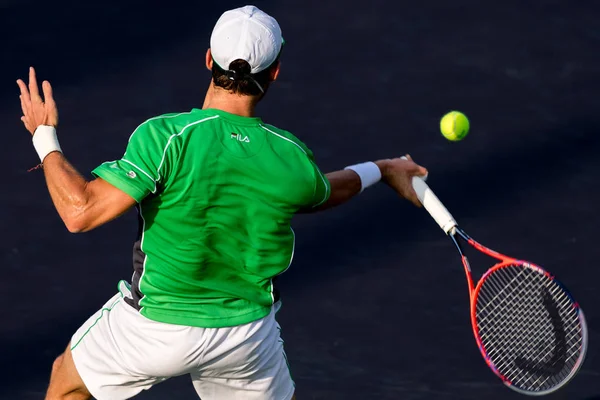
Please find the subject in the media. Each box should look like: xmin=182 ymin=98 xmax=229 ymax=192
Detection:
xmin=17 ymin=79 xmax=31 ymax=104
xmin=17 ymin=79 xmax=33 ymax=132
xmin=402 ymin=185 xmax=422 ymax=208
xmin=404 ymin=171 xmax=423 ymax=207
xmin=400 ymin=155 xmax=428 ymax=178
xmin=42 ymin=80 xmax=54 ymax=105
xmin=17 ymin=68 xmax=56 ymax=134
xmin=43 ymin=80 xmax=59 ymax=126
xmin=396 ymin=155 xmax=427 ymax=206
xmin=17 ymin=78 xmax=33 ymax=124
xmin=28 ymin=67 xmax=42 ymax=102
xmin=19 ymin=94 xmax=29 ymax=116
xmin=21 ymin=115 xmax=32 ymax=132
xmin=409 ymin=192 xmax=423 ymax=207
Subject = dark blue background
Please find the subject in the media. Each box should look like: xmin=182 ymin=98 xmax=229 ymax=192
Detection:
xmin=2 ymin=1 xmax=599 ymax=398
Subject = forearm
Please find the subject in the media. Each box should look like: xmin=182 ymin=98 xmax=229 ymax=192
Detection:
xmin=42 ymin=151 xmax=92 ymax=231
xmin=316 ymin=169 xmax=362 ymax=210
xmin=310 ymin=160 xmax=390 ymax=212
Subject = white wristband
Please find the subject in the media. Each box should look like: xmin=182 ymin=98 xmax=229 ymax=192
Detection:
xmin=344 ymin=161 xmax=382 ymax=192
xmin=32 ymin=125 xmax=62 ymax=162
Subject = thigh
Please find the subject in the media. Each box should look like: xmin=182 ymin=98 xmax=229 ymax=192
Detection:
xmin=70 ymin=281 xmax=172 ymax=400
xmin=46 ymin=343 xmax=92 ymax=400
xmin=191 ymin=302 xmax=295 ymax=400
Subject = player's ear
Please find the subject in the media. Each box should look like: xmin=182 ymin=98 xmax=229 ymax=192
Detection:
xmin=206 ymin=49 xmax=213 ymax=71
xmin=270 ymin=61 xmax=280 ymax=82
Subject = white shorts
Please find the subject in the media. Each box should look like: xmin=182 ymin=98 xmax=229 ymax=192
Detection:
xmin=70 ymin=281 xmax=295 ymax=400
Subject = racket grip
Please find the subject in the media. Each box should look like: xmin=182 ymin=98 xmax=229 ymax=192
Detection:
xmin=411 ymin=176 xmax=458 ymax=234
xmin=399 ymin=157 xmax=457 ymax=234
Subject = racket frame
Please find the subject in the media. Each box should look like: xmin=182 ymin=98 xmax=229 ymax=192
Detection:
xmin=449 ymin=226 xmax=588 ymax=395
xmin=407 ymin=171 xmax=588 ymax=395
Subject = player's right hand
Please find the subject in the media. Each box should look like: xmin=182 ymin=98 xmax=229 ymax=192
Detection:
xmin=376 ymin=154 xmax=428 ymax=207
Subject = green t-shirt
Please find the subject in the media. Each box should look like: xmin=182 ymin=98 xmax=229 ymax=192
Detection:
xmin=92 ymin=108 xmax=330 ymax=328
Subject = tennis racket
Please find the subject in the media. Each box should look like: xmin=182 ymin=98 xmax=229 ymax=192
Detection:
xmin=410 ymin=173 xmax=587 ymax=395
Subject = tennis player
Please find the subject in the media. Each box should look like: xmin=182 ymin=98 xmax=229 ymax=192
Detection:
xmin=17 ymin=5 xmax=427 ymax=400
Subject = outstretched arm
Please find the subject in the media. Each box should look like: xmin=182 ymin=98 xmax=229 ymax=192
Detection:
xmin=309 ymin=156 xmax=428 ymax=212
xmin=17 ymin=67 xmax=136 ymax=233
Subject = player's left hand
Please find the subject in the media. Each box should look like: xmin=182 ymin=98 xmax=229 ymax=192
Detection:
xmin=17 ymin=67 xmax=59 ymax=135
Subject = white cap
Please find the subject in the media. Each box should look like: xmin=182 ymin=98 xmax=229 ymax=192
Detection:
xmin=210 ymin=5 xmax=283 ymax=74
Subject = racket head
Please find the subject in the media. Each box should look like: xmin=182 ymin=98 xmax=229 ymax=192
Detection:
xmin=470 ymin=261 xmax=587 ymax=396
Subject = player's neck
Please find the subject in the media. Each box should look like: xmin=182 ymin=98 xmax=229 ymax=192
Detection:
xmin=202 ymin=84 xmax=259 ymax=117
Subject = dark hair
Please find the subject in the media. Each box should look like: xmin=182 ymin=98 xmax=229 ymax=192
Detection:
xmin=212 ymin=59 xmax=278 ymax=96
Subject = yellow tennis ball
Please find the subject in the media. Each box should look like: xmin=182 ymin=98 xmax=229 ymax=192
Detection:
xmin=440 ymin=111 xmax=470 ymax=141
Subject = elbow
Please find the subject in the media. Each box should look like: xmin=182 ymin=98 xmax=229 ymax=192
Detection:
xmin=64 ymin=217 xmax=87 ymax=233
xmin=66 ymin=225 xmax=84 ymax=234
xmin=62 ymin=187 xmax=96 ymax=233
xmin=63 ymin=208 xmax=91 ymax=233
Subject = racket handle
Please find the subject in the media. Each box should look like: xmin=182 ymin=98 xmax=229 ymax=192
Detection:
xmin=411 ymin=176 xmax=457 ymax=233
xmin=400 ymin=157 xmax=458 ymax=234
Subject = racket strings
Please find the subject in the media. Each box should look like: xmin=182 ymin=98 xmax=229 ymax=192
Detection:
xmin=474 ymin=264 xmax=584 ymax=393
xmin=479 ymin=272 xmax=580 ymax=390
xmin=481 ymin=279 xmax=579 ymax=388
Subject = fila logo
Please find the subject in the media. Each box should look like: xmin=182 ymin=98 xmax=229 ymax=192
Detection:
xmin=231 ymin=133 xmax=250 ymax=143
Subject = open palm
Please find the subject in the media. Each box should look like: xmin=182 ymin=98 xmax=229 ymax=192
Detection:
xmin=17 ymin=67 xmax=59 ymax=135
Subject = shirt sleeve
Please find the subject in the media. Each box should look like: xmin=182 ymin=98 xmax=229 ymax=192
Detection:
xmin=92 ymin=119 xmax=174 ymax=203
xmin=307 ymin=149 xmax=331 ymax=208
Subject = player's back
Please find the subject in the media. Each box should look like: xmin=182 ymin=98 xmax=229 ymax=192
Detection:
xmin=94 ymin=108 xmax=329 ymax=328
